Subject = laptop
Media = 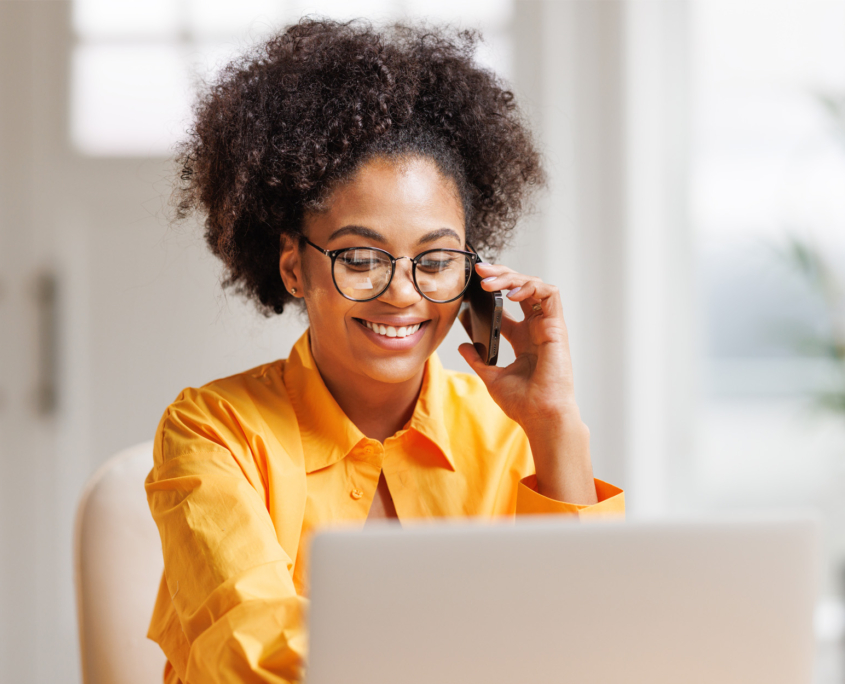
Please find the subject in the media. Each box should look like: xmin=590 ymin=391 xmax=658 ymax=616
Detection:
xmin=306 ymin=515 xmax=819 ymax=684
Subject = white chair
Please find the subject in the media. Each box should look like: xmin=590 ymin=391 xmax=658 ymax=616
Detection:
xmin=74 ymin=441 xmax=167 ymax=684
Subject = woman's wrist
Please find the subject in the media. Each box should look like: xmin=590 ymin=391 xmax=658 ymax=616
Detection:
xmin=523 ymin=411 xmax=598 ymax=505
xmin=519 ymin=399 xmax=582 ymax=436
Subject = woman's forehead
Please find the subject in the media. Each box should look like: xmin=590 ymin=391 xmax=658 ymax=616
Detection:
xmin=309 ymin=157 xmax=465 ymax=245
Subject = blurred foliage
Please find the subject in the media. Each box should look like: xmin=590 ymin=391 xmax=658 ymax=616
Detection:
xmin=818 ymin=93 xmax=845 ymax=149
xmin=776 ymin=90 xmax=845 ymax=416
xmin=780 ymin=233 xmax=845 ymax=415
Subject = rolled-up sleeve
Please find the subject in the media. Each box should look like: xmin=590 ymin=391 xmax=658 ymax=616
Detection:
xmin=145 ymin=391 xmax=307 ymax=684
xmin=515 ymin=475 xmax=625 ymax=519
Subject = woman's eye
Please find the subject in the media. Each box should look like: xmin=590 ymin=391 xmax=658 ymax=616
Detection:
xmin=340 ymin=258 xmax=377 ymax=270
xmin=418 ymin=258 xmax=454 ymax=272
xmin=338 ymin=252 xmax=383 ymax=270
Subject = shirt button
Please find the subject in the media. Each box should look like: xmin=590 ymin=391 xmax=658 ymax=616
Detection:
xmin=350 ymin=488 xmax=363 ymax=500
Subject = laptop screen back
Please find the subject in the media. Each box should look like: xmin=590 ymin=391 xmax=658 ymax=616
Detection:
xmin=306 ymin=517 xmax=818 ymax=684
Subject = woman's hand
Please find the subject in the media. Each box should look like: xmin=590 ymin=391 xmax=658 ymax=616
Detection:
xmin=458 ymin=262 xmax=598 ymax=505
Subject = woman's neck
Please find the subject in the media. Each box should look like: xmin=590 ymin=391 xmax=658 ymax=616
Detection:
xmin=312 ymin=354 xmax=425 ymax=444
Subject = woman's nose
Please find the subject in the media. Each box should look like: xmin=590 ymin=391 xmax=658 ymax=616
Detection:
xmin=378 ymin=258 xmax=422 ymax=307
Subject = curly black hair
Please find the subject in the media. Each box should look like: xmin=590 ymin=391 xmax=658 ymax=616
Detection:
xmin=174 ymin=18 xmax=545 ymax=315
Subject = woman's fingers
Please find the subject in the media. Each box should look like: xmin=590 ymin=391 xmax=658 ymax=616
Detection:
xmin=505 ymin=278 xmax=548 ymax=302
xmin=475 ymin=262 xmax=512 ymax=278
xmin=514 ymin=283 xmax=564 ymax=319
xmin=479 ymin=269 xmax=560 ymax=310
xmin=477 ymin=265 xmax=546 ymax=294
xmin=474 ymin=263 xmax=566 ymax=342
xmin=458 ymin=342 xmax=501 ymax=385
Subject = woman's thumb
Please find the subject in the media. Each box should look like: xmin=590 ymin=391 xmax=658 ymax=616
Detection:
xmin=458 ymin=343 xmax=498 ymax=384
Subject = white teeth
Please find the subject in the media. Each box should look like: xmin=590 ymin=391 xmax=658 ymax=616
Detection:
xmin=361 ymin=320 xmax=423 ymax=338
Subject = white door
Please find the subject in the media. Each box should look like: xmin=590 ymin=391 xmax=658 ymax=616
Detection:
xmin=0 ymin=4 xmax=306 ymax=682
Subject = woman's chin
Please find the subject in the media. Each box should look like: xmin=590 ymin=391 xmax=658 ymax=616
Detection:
xmin=352 ymin=353 xmax=429 ymax=386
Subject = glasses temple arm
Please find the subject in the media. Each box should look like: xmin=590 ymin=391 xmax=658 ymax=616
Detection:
xmin=465 ymin=241 xmax=483 ymax=263
xmin=302 ymin=236 xmax=331 ymax=255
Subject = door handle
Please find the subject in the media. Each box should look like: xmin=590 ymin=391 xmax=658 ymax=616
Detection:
xmin=34 ymin=271 xmax=58 ymax=416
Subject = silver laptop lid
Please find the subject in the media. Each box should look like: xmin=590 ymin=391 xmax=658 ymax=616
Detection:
xmin=306 ymin=516 xmax=819 ymax=684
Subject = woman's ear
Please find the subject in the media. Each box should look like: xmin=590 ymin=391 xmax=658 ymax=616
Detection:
xmin=279 ymin=234 xmax=304 ymax=297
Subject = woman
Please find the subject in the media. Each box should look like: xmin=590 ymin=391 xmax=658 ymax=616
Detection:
xmin=145 ymin=19 xmax=624 ymax=684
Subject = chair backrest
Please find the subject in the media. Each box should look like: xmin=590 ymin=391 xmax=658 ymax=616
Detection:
xmin=75 ymin=442 xmax=166 ymax=684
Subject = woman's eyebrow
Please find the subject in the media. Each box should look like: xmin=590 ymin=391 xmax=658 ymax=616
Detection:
xmin=417 ymin=228 xmax=462 ymax=245
xmin=328 ymin=225 xmax=387 ymax=243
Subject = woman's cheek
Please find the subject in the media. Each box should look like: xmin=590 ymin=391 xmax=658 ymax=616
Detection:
xmin=303 ymin=273 xmax=348 ymax=324
xmin=431 ymin=302 xmax=462 ymax=345
xmin=442 ymin=301 xmax=463 ymax=331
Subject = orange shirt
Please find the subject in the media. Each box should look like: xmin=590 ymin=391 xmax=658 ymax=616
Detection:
xmin=145 ymin=331 xmax=624 ymax=684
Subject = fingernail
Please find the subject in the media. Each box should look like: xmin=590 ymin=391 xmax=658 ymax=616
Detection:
xmin=507 ymin=286 xmax=522 ymax=297
xmin=482 ymin=276 xmax=497 ymax=283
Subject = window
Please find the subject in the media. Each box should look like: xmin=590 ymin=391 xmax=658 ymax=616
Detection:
xmin=690 ymin=3 xmax=845 ymax=652
xmin=693 ymin=0 xmax=845 ymax=397
xmin=70 ymin=0 xmax=514 ymax=157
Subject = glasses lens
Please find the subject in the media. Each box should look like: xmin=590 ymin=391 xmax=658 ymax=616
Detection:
xmin=333 ymin=249 xmax=392 ymax=300
xmin=415 ymin=251 xmax=473 ymax=302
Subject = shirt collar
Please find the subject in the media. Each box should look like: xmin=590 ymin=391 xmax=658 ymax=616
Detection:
xmin=283 ymin=330 xmax=456 ymax=473
xmin=405 ymin=349 xmax=455 ymax=471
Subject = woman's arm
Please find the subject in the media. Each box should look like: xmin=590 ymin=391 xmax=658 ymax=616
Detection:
xmin=458 ymin=262 xmax=599 ymax=506
xmin=146 ymin=389 xmax=308 ymax=684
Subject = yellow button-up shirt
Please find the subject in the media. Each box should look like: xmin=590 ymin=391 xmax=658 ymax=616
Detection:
xmin=145 ymin=331 xmax=624 ymax=684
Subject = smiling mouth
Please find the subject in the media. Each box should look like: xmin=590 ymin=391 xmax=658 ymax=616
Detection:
xmin=354 ymin=318 xmax=428 ymax=339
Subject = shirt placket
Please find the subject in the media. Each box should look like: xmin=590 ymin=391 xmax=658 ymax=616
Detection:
xmin=346 ymin=438 xmax=384 ymax=513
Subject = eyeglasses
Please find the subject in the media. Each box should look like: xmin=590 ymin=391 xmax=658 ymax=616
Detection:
xmin=302 ymin=236 xmax=479 ymax=303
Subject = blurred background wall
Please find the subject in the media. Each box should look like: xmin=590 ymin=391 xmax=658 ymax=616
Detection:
xmin=0 ymin=0 xmax=844 ymax=682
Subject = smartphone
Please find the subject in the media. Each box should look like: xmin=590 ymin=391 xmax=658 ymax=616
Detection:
xmin=459 ymin=255 xmax=504 ymax=366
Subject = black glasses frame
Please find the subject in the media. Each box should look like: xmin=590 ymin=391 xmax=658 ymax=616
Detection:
xmin=302 ymin=236 xmax=479 ymax=303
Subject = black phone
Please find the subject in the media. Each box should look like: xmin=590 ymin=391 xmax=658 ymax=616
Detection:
xmin=459 ymin=254 xmax=504 ymax=366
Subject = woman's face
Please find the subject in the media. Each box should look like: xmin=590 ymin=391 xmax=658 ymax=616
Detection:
xmin=280 ymin=155 xmax=466 ymax=386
